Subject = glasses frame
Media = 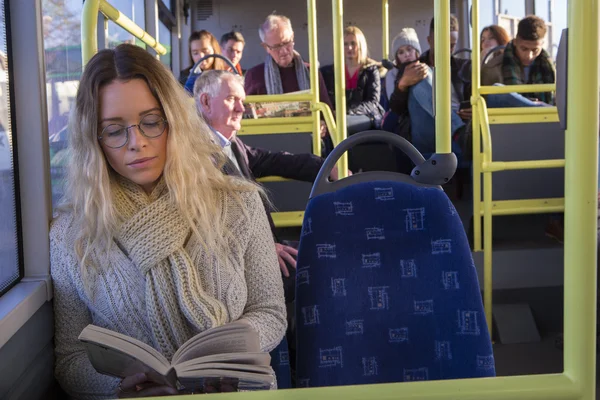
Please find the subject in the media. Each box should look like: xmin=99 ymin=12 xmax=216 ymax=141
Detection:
xmin=263 ymin=36 xmax=295 ymax=53
xmin=98 ymin=114 xmax=168 ymax=149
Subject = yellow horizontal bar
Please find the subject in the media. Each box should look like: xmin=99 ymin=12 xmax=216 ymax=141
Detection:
xmin=245 ymin=94 xmax=313 ymax=103
xmin=478 ymin=198 xmax=565 ymax=216
xmin=237 ymin=124 xmax=314 ymax=135
xmin=164 ymin=373 xmax=578 ymax=400
xmin=99 ymin=0 xmax=166 ymax=55
xmin=257 ymin=176 xmax=293 ymax=183
xmin=271 ymin=211 xmax=304 ymax=228
xmin=487 ymin=107 xmax=559 ymax=124
xmin=241 ymin=117 xmax=314 ymax=126
xmin=480 ymin=84 xmax=556 ymax=95
xmin=482 ymin=159 xmax=565 ymax=172
xmin=487 ymin=107 xmax=558 ymax=116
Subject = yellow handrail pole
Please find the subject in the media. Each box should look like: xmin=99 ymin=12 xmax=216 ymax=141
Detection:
xmin=563 ymin=0 xmax=598 ymax=394
xmin=333 ymin=0 xmax=348 ymax=177
xmin=307 ymin=0 xmax=321 ymax=157
xmin=433 ymin=0 xmax=451 ymax=154
xmin=382 ymin=0 xmax=389 ymax=61
xmin=81 ymin=0 xmax=100 ymax=66
xmin=99 ymin=1 xmax=166 ymax=54
xmin=82 ymin=0 xmax=167 ymax=67
xmin=471 ymin=0 xmax=482 ymax=251
xmin=478 ymin=98 xmax=494 ymax=335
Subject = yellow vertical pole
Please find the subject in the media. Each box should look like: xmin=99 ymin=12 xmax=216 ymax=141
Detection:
xmin=81 ymin=0 xmax=100 ymax=67
xmin=307 ymin=0 xmax=321 ymax=157
xmin=472 ymin=0 xmax=482 ymax=252
xmin=563 ymin=0 xmax=598 ymax=396
xmin=433 ymin=0 xmax=451 ymax=154
xmin=382 ymin=0 xmax=389 ymax=61
xmin=479 ymin=99 xmax=494 ymax=336
xmin=333 ymin=0 xmax=348 ymax=177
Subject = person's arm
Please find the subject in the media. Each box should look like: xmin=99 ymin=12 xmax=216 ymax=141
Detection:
xmin=240 ymin=192 xmax=287 ymax=352
xmin=389 ymin=62 xmax=428 ymax=115
xmin=244 ymin=65 xmax=266 ymax=95
xmin=245 ymin=144 xmax=324 ymax=182
xmin=348 ymin=66 xmax=382 ymax=116
xmin=318 ymin=70 xmax=335 ymax=113
xmin=51 ymin=216 xmax=120 ymax=399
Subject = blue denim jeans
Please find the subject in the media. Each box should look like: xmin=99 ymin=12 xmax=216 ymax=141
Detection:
xmin=407 ymin=71 xmax=465 ymax=157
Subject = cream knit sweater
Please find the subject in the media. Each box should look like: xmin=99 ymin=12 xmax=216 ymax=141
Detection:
xmin=50 ymin=183 xmax=286 ymax=400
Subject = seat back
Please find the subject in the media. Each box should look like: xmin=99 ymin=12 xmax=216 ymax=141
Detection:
xmin=269 ymin=336 xmax=292 ymax=389
xmin=295 ymin=178 xmax=495 ymax=387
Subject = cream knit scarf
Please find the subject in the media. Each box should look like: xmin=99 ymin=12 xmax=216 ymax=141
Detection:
xmin=113 ymin=177 xmax=227 ymax=357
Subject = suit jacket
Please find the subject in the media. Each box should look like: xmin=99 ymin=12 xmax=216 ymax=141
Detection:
xmin=223 ymin=134 xmax=325 ymax=240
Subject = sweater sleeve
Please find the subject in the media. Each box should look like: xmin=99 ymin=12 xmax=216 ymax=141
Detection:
xmin=240 ymin=192 xmax=287 ymax=352
xmin=51 ymin=215 xmax=120 ymax=400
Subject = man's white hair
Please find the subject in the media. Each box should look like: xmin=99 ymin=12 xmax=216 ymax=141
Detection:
xmin=259 ymin=14 xmax=293 ymax=42
xmin=193 ymin=70 xmax=244 ymax=115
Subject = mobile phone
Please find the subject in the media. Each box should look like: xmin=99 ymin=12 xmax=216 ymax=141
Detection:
xmin=459 ymin=100 xmax=471 ymax=110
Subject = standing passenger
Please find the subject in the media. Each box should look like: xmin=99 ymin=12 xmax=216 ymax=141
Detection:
xmin=51 ymin=44 xmax=286 ymax=399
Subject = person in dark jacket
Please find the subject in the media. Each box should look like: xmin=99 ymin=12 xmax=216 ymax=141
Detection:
xmin=322 ymin=26 xmax=385 ymax=130
xmin=388 ymin=15 xmax=470 ymax=157
xmin=194 ymin=70 xmax=341 ymax=279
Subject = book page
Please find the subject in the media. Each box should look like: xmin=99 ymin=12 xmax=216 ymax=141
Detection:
xmin=175 ymin=362 xmax=273 ymax=375
xmin=175 ymin=352 xmax=271 ymax=371
xmin=172 ymin=321 xmax=260 ymax=365
xmin=78 ymin=325 xmax=170 ymax=379
xmin=243 ymin=89 xmax=313 ymax=120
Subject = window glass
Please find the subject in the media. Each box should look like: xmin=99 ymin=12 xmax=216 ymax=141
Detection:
xmin=158 ymin=20 xmax=172 ymax=68
xmin=499 ymin=0 xmax=526 ymax=16
xmin=0 ymin=0 xmax=22 ymax=295
xmin=107 ymin=0 xmax=146 ymax=49
xmin=42 ymin=0 xmax=82 ymax=208
xmin=162 ymin=0 xmax=171 ymax=11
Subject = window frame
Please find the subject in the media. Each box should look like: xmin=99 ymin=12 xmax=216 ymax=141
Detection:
xmin=0 ymin=0 xmax=25 ymax=297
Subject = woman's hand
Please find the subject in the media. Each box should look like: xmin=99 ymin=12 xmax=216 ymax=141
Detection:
xmin=117 ymin=373 xmax=178 ymax=398
xmin=397 ymin=62 xmax=428 ymax=91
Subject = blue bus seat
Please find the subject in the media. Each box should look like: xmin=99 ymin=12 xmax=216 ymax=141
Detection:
xmin=294 ymin=133 xmax=495 ymax=387
xmin=269 ymin=335 xmax=292 ymax=389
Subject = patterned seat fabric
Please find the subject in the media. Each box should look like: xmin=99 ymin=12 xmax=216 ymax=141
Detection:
xmin=270 ymin=335 xmax=292 ymax=389
xmin=295 ymin=180 xmax=495 ymax=388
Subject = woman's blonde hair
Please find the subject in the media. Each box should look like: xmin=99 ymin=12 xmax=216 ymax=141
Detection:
xmin=344 ymin=26 xmax=369 ymax=66
xmin=65 ymin=43 xmax=256 ymax=273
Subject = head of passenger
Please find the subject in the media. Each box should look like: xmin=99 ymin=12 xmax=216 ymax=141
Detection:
xmin=480 ymin=24 xmax=510 ymax=60
xmin=343 ymin=26 xmax=368 ymax=66
xmin=189 ymin=30 xmax=224 ymax=71
xmin=427 ymin=14 xmax=460 ymax=65
xmin=194 ymin=70 xmax=245 ymax=141
xmin=392 ymin=27 xmax=421 ymax=65
xmin=68 ymin=43 xmax=231 ymax=248
xmin=220 ymin=31 xmax=245 ymax=67
xmin=259 ymin=14 xmax=295 ymax=68
xmin=514 ymin=15 xmax=547 ymax=67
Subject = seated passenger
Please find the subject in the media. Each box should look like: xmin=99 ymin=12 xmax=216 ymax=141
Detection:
xmin=194 ymin=69 xmax=342 ymax=281
xmin=244 ymin=14 xmax=334 ymax=154
xmin=385 ymin=27 xmax=422 ymax=102
xmin=51 ymin=44 xmax=286 ymax=399
xmin=481 ymin=16 xmax=555 ymax=106
xmin=183 ymin=30 xmax=227 ymax=92
xmin=178 ymin=30 xmax=226 ymax=86
xmin=388 ymin=15 xmax=470 ymax=158
xmin=321 ymin=26 xmax=385 ymax=133
xmin=220 ymin=31 xmax=245 ymax=75
xmin=480 ymin=24 xmax=510 ymax=64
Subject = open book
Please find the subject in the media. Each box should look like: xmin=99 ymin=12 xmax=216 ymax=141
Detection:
xmin=78 ymin=320 xmax=274 ymax=393
xmin=243 ymin=89 xmax=312 ymax=119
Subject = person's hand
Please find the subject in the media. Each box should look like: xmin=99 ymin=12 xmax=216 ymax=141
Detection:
xmin=397 ymin=62 xmax=428 ymax=90
xmin=117 ymin=373 xmax=178 ymax=398
xmin=320 ymin=120 xmax=327 ymax=138
xmin=275 ymin=243 xmax=298 ymax=277
xmin=457 ymin=108 xmax=472 ymax=120
xmin=329 ymin=165 xmax=353 ymax=181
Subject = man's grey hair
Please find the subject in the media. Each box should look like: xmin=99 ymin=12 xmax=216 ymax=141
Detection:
xmin=258 ymin=14 xmax=293 ymax=42
xmin=193 ymin=70 xmax=245 ymax=113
